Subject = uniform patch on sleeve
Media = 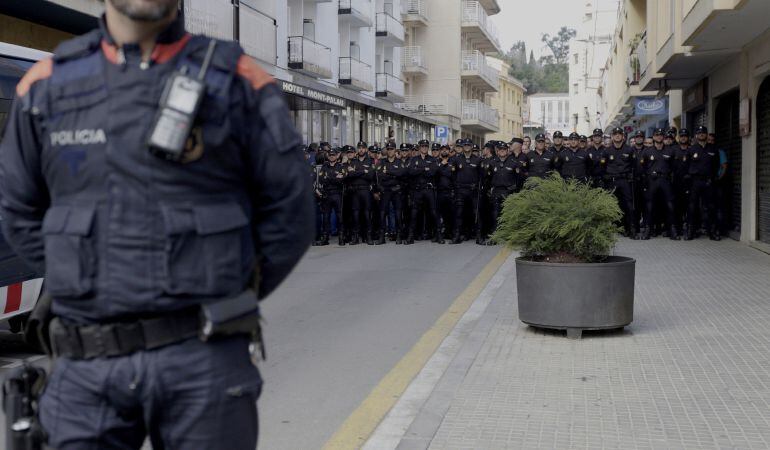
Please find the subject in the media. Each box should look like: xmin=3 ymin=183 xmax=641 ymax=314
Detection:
xmin=16 ymin=58 xmax=53 ymax=97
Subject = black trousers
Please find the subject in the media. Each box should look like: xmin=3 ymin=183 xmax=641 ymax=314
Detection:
xmin=607 ymin=177 xmax=635 ymax=234
xmin=490 ymin=187 xmax=515 ymax=229
xmin=321 ymin=192 xmax=343 ymax=236
xmin=688 ymin=178 xmax=715 ymax=234
xmin=454 ymin=187 xmax=479 ymax=238
xmin=673 ymin=177 xmax=690 ymax=232
xmin=350 ymin=188 xmax=372 ymax=236
xmin=437 ymin=190 xmax=454 ymax=236
xmin=379 ymin=189 xmax=403 ymax=236
xmin=644 ymin=177 xmax=675 ymax=230
xmin=410 ymin=188 xmax=439 ymax=235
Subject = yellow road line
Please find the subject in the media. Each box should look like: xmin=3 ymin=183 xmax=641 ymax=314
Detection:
xmin=323 ymin=247 xmax=512 ymax=450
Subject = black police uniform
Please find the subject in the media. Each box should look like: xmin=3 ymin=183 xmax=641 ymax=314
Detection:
xmin=319 ymin=155 xmax=348 ymax=245
xmin=0 ymin=15 xmax=313 ymax=449
xmin=527 ymin=149 xmax=556 ymax=179
xmin=639 ymin=143 xmax=678 ymax=239
xmin=436 ymin=155 xmax=454 ymax=240
xmin=604 ymin=143 xmax=637 ymax=236
xmin=672 ymin=140 xmax=691 ymax=235
xmin=632 ymin=142 xmax=647 ymax=234
xmin=686 ymin=139 xmax=721 ymax=240
xmin=587 ymin=143 xmax=607 ymax=187
xmin=346 ymin=152 xmax=376 ymax=244
xmin=488 ymin=154 xmax=521 ymax=227
xmin=376 ymin=155 xmax=407 ymax=244
xmin=399 ymin=146 xmax=413 ymax=237
xmin=450 ymin=152 xmax=483 ymax=243
xmin=407 ymin=153 xmax=442 ymax=243
xmin=556 ymin=147 xmax=590 ymax=181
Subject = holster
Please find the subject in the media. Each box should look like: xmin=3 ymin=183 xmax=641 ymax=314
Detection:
xmin=199 ymin=289 xmax=265 ymax=359
xmin=2 ymin=364 xmax=47 ymax=450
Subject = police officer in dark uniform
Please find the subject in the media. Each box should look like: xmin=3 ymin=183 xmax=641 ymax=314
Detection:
xmin=488 ymin=142 xmax=521 ymax=236
xmin=550 ymin=130 xmax=566 ymax=156
xmin=450 ymin=138 xmax=483 ymax=244
xmin=686 ymin=126 xmax=721 ymax=241
xmin=631 ymin=130 xmax=648 ymax=236
xmin=528 ymin=134 xmax=556 ymax=179
xmin=0 ymin=1 xmax=314 ymax=448
xmin=376 ymin=142 xmax=406 ymax=244
xmin=510 ymin=137 xmax=528 ymax=191
xmin=436 ymin=145 xmax=455 ymax=240
xmin=587 ymin=128 xmax=607 ymax=187
xmin=672 ymin=129 xmax=692 ymax=236
xmin=407 ymin=139 xmax=442 ymax=244
xmin=639 ymin=128 xmax=678 ymax=240
xmin=346 ymin=141 xmax=376 ymax=245
xmin=605 ymin=127 xmax=638 ymax=238
xmin=318 ymin=147 xmax=348 ymax=246
xmin=556 ymin=132 xmax=590 ymax=181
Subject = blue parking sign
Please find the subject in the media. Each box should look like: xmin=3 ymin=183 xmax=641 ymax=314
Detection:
xmin=435 ymin=126 xmax=449 ymax=144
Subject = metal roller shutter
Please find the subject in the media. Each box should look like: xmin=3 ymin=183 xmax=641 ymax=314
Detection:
xmin=757 ymin=78 xmax=770 ymax=244
xmin=714 ymin=91 xmax=741 ymax=233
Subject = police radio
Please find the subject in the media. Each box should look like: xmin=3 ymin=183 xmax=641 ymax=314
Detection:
xmin=148 ymin=40 xmax=217 ymax=162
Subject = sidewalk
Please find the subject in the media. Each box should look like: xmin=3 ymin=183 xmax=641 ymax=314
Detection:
xmin=368 ymin=238 xmax=770 ymax=449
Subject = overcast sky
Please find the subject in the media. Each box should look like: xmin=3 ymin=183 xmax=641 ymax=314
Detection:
xmin=489 ymin=0 xmax=597 ymax=58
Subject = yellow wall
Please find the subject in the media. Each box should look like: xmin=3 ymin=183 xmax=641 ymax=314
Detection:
xmin=0 ymin=14 xmax=74 ymax=52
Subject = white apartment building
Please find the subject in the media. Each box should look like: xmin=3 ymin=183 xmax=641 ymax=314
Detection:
xmin=395 ymin=0 xmax=503 ymax=145
xmin=524 ymin=93 xmax=571 ymax=138
xmin=568 ymin=0 xmax=617 ymax=135
xmin=1 ymin=0 xmax=440 ymax=147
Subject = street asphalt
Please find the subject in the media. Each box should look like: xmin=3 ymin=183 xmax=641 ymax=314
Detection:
xmin=0 ymin=240 xmax=498 ymax=449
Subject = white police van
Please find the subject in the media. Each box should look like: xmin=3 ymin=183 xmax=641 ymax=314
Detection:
xmin=0 ymin=42 xmax=49 ymax=333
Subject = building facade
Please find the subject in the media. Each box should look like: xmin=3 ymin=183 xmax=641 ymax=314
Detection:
xmin=396 ymin=0 xmax=502 ymax=145
xmin=524 ymin=93 xmax=571 ymax=139
xmin=600 ymin=0 xmax=770 ymax=250
xmin=0 ymin=0 xmax=443 ymax=148
xmin=485 ymin=56 xmax=526 ymax=142
xmin=568 ymin=0 xmax=617 ymax=135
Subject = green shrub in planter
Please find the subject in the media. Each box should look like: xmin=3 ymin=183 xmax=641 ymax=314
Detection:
xmin=491 ymin=174 xmax=622 ymax=263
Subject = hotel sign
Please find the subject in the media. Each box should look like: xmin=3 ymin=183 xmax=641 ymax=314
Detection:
xmin=280 ymin=81 xmax=347 ymax=108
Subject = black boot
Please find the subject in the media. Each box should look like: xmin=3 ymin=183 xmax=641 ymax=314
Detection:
xmin=434 ymin=230 xmax=444 ymax=244
xmin=640 ymin=228 xmax=650 ymax=240
xmin=450 ymin=232 xmax=462 ymax=244
xmin=405 ymin=232 xmax=415 ymax=245
xmin=320 ymin=234 xmax=330 ymax=246
xmin=377 ymin=232 xmax=386 ymax=245
xmin=350 ymin=233 xmax=360 ymax=245
xmin=338 ymin=235 xmax=345 ymax=246
xmin=366 ymin=232 xmax=374 ymax=245
xmin=710 ymin=231 xmax=721 ymax=241
xmin=669 ymin=226 xmax=680 ymax=240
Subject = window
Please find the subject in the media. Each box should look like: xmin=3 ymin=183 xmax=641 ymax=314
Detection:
xmin=573 ymin=83 xmax=578 ymax=95
xmin=574 ymin=53 xmax=578 ymax=65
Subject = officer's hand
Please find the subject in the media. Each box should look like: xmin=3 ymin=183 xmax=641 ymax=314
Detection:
xmin=337 ymin=173 xmax=344 ymax=179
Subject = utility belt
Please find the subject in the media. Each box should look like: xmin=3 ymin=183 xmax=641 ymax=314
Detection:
xmin=412 ymin=183 xmax=434 ymax=191
xmin=604 ymin=174 xmax=632 ymax=182
xmin=349 ymin=185 xmax=371 ymax=191
xmin=455 ymin=183 xmax=478 ymax=190
xmin=49 ymin=290 xmax=264 ymax=361
xmin=380 ymin=185 xmax=401 ymax=192
xmin=649 ymin=171 xmax=671 ymax=180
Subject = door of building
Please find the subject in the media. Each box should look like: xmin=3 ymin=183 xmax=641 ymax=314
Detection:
xmin=714 ymin=90 xmax=741 ymax=235
xmin=757 ymin=77 xmax=770 ymax=244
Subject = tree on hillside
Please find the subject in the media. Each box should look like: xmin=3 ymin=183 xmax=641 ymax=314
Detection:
xmin=541 ymin=27 xmax=577 ymax=65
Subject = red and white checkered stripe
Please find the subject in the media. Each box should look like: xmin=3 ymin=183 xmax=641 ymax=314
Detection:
xmin=0 ymin=278 xmax=43 ymax=321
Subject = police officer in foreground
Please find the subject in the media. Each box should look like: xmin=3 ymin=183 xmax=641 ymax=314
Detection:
xmin=639 ymin=128 xmax=679 ymax=240
xmin=605 ymin=127 xmax=638 ymax=238
xmin=436 ymin=145 xmax=455 ymax=240
xmin=672 ymin=129 xmax=692 ymax=236
xmin=587 ymin=128 xmax=608 ymax=187
xmin=407 ymin=139 xmax=442 ymax=244
xmin=686 ymin=126 xmax=721 ymax=241
xmin=631 ymin=130 xmax=648 ymax=236
xmin=377 ymin=142 xmax=406 ymax=244
xmin=450 ymin=138 xmax=483 ymax=244
xmin=320 ymin=147 xmax=348 ymax=246
xmin=550 ymin=130 xmax=566 ymax=155
xmin=0 ymin=0 xmax=314 ymax=448
xmin=346 ymin=141 xmax=376 ymax=245
xmin=556 ymin=132 xmax=590 ymax=181
xmin=528 ymin=134 xmax=556 ymax=179
xmin=487 ymin=141 xmax=521 ymax=239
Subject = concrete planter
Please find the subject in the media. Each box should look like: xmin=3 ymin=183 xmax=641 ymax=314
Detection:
xmin=515 ymin=256 xmax=635 ymax=339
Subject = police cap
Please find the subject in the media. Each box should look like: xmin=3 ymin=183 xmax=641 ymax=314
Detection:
xmin=483 ymin=141 xmax=496 ymax=149
xmin=344 ymin=145 xmax=355 ymax=152
xmin=653 ymin=128 xmax=665 ymax=136
xmin=399 ymin=143 xmax=411 ymax=150
xmin=385 ymin=141 xmax=396 ymax=149
xmin=328 ymin=147 xmax=340 ymax=154
xmin=569 ymin=132 xmax=580 ymax=140
xmin=679 ymin=128 xmax=690 ymax=137
xmin=357 ymin=141 xmax=368 ymax=148
xmin=510 ymin=137 xmax=524 ymax=144
xmin=441 ymin=144 xmax=451 ymax=150
xmin=368 ymin=145 xmax=380 ymax=153
xmin=432 ymin=143 xmax=441 ymax=150
xmin=592 ymin=128 xmax=603 ymax=137
xmin=455 ymin=138 xmax=465 ymax=146
xmin=579 ymin=135 xmax=587 ymax=142
xmin=495 ymin=141 xmax=509 ymax=149
xmin=553 ymin=131 xmax=563 ymax=138
xmin=472 ymin=144 xmax=480 ymax=151
xmin=461 ymin=138 xmax=472 ymax=146
xmin=696 ymin=125 xmax=708 ymax=134
xmin=535 ymin=133 xmax=546 ymax=142
xmin=632 ymin=130 xmax=644 ymax=138
xmin=418 ymin=139 xmax=430 ymax=147
xmin=611 ymin=127 xmax=625 ymax=135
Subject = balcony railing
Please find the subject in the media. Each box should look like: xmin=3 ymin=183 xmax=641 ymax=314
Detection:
xmin=401 ymin=0 xmax=428 ymax=24
xmin=376 ymin=72 xmax=405 ymax=99
xmin=402 ymin=46 xmax=427 ymax=74
xmin=238 ymin=5 xmax=277 ymax=65
xmin=461 ymin=50 xmax=499 ymax=91
xmin=376 ymin=11 xmax=405 ymax=44
xmin=461 ymin=1 xmax=501 ymax=52
xmin=462 ymin=99 xmax=499 ymax=129
xmin=339 ymin=0 xmax=373 ymax=27
xmin=288 ymin=36 xmax=333 ymax=79
xmin=339 ymin=57 xmax=373 ymax=91
xmin=396 ymin=94 xmax=461 ymax=119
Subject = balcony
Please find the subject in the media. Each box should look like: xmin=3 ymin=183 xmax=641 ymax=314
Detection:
xmin=338 ymin=0 xmax=373 ymax=28
xmin=401 ymin=0 xmax=428 ymax=26
xmin=402 ymin=46 xmax=427 ymax=76
xmin=461 ymin=50 xmax=498 ymax=92
xmin=339 ymin=57 xmax=373 ymax=91
xmin=396 ymin=94 xmax=461 ymax=119
xmin=461 ymin=99 xmax=499 ymax=133
xmin=238 ymin=5 xmax=277 ymax=65
xmin=376 ymin=72 xmax=405 ymax=102
xmin=288 ymin=36 xmax=333 ymax=79
xmin=461 ymin=1 xmax=502 ymax=53
xmin=626 ymin=31 xmax=646 ymax=87
xmin=376 ymin=12 xmax=405 ymax=46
